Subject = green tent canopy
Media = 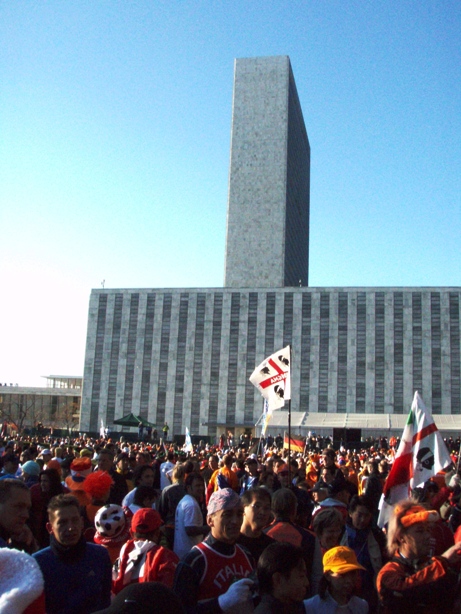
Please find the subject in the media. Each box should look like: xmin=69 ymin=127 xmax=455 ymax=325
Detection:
xmin=112 ymin=413 xmax=155 ymax=428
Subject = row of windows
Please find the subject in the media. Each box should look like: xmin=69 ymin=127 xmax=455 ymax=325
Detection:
xmin=86 ymin=290 xmax=461 ymax=429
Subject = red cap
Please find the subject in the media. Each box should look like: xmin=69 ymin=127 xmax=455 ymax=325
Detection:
xmin=131 ymin=508 xmax=163 ymax=534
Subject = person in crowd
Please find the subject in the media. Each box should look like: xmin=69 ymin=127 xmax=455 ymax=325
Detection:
xmin=122 ymin=463 xmax=157 ymax=509
xmin=0 ymin=478 xmax=35 ymax=552
xmin=315 ymin=479 xmax=350 ymax=522
xmin=206 ymin=454 xmax=239 ymax=503
xmin=127 ymin=484 xmax=158 ymax=515
xmin=173 ymin=488 xmax=255 ymax=613
xmin=363 ymin=460 xmax=383 ymax=524
xmin=33 ymin=493 xmax=112 ymax=614
xmin=96 ymin=448 xmax=129 ymax=506
xmin=376 ymin=498 xmax=461 ymax=614
xmin=275 ymin=463 xmax=314 ymax=529
xmin=115 ymin=452 xmax=134 ymax=491
xmin=304 ymin=546 xmax=369 ymax=613
xmin=174 ymin=472 xmax=209 ymax=560
xmin=81 ymin=470 xmax=114 ymax=535
xmin=94 ymin=503 xmax=130 ymax=564
xmin=64 ymin=457 xmax=93 ymax=505
xmin=255 ymin=542 xmax=309 ymax=613
xmin=158 ymin=462 xmax=187 ymax=549
xmin=160 ymin=451 xmax=176 ymax=491
xmin=112 ymin=508 xmax=179 ymax=594
xmin=239 ymin=456 xmax=260 ymax=494
xmin=0 ymin=453 xmax=20 ymax=480
xmin=200 ymin=454 xmax=219 ymax=486
xmin=312 ymin=507 xmax=343 ymax=554
xmin=30 ymin=468 xmax=67 ymax=548
xmin=310 ymin=480 xmax=329 ymax=513
xmin=265 ymin=487 xmax=322 ymax=596
xmin=340 ymin=494 xmax=386 ymax=613
xmin=237 ymin=486 xmax=275 ymax=563
xmin=21 ymin=460 xmax=41 ymax=488
xmin=319 ymin=449 xmax=347 ymax=486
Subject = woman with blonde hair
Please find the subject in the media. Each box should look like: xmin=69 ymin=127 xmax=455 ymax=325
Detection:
xmin=377 ymin=498 xmax=461 ymax=614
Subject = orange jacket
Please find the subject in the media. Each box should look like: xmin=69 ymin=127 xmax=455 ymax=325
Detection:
xmin=377 ymin=552 xmax=458 ymax=614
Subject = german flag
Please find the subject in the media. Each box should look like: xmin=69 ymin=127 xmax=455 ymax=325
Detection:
xmin=283 ymin=433 xmax=305 ymax=453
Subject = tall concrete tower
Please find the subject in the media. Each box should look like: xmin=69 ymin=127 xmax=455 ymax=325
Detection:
xmin=224 ymin=56 xmax=310 ymax=288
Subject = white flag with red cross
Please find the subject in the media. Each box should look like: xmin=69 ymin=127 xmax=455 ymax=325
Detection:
xmin=250 ymin=345 xmax=291 ymax=411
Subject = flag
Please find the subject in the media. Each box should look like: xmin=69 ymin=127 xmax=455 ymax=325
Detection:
xmin=260 ymin=398 xmax=272 ymax=437
xmin=100 ymin=419 xmax=105 ymax=439
xmin=250 ymin=345 xmax=291 ymax=411
xmin=378 ymin=391 xmax=451 ymax=527
xmin=283 ymin=432 xmax=305 ymax=453
xmin=184 ymin=427 xmax=193 ymax=452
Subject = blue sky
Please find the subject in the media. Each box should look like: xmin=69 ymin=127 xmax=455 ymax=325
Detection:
xmin=1 ymin=1 xmax=460 ymax=386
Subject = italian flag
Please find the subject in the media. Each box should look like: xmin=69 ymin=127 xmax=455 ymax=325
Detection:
xmin=378 ymin=391 xmax=452 ymax=527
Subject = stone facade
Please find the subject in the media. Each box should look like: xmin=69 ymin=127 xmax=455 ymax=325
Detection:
xmin=80 ymin=287 xmax=461 ymax=437
xmin=224 ymin=56 xmax=310 ymax=288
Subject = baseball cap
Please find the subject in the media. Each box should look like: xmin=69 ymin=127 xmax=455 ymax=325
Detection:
xmin=21 ymin=461 xmax=41 ymax=476
xmin=131 ymin=509 xmax=163 ymax=534
xmin=92 ymin=582 xmax=185 ymax=614
xmin=323 ymin=546 xmax=366 ymax=574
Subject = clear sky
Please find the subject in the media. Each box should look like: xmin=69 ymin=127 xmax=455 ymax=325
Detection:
xmin=1 ymin=1 xmax=460 ymax=387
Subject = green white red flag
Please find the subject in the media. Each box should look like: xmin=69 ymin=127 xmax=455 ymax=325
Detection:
xmin=250 ymin=345 xmax=291 ymax=411
xmin=378 ymin=391 xmax=451 ymax=527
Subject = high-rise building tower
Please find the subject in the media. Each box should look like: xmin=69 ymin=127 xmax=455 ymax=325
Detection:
xmin=224 ymin=56 xmax=310 ymax=288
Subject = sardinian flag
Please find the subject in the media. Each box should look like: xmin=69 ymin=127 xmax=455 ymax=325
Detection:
xmin=378 ymin=391 xmax=451 ymax=527
xmin=250 ymin=345 xmax=291 ymax=411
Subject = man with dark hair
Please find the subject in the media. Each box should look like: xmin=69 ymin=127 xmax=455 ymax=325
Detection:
xmin=174 ymin=472 xmax=209 ymax=559
xmin=33 ymin=493 xmax=112 ymax=614
xmin=255 ymin=542 xmax=309 ymax=613
xmin=0 ymin=478 xmax=34 ymax=550
xmin=97 ymin=448 xmax=129 ymax=506
xmin=238 ymin=487 xmax=274 ymax=563
xmin=265 ymin=488 xmax=322 ymax=596
xmin=239 ymin=457 xmax=259 ymax=494
xmin=158 ymin=462 xmax=187 ymax=549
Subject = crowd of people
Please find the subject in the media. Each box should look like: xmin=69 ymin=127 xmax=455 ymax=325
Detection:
xmin=1 ymin=431 xmax=461 ymax=613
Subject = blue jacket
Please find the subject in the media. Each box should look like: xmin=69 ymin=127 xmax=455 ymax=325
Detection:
xmin=33 ymin=542 xmax=111 ymax=614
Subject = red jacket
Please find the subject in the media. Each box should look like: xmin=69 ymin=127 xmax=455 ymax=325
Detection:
xmin=112 ymin=539 xmax=179 ymax=594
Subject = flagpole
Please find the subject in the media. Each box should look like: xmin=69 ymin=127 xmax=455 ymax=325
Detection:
xmin=288 ymin=345 xmax=292 ymax=483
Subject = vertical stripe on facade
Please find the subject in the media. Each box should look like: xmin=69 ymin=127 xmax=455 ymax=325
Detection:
xmin=431 ymin=292 xmax=442 ymax=413
xmin=208 ymin=293 xmax=223 ymax=438
xmin=89 ymin=294 xmax=107 ymax=432
xmin=173 ymin=294 xmax=189 ymax=434
xmin=139 ymin=294 xmax=156 ymax=418
xmin=156 ymin=293 xmax=172 ymax=425
xmin=300 ymin=293 xmax=312 ymax=412
xmin=123 ymin=293 xmax=140 ymax=413
xmin=265 ymin=293 xmax=276 ymax=354
xmin=374 ymin=292 xmax=385 ymax=413
xmin=393 ymin=292 xmax=404 ymax=413
xmin=356 ymin=292 xmax=366 ymax=412
xmin=226 ymin=293 xmax=241 ymax=425
xmin=318 ymin=293 xmax=330 ymax=412
xmin=337 ymin=292 xmax=348 ymax=413
xmin=191 ymin=293 xmax=206 ymax=432
xmin=412 ymin=293 xmax=423 ymax=395
xmin=449 ymin=293 xmax=461 ymax=414
xmin=244 ymin=293 xmax=259 ymax=425
xmin=106 ymin=294 xmax=124 ymax=425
